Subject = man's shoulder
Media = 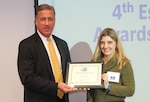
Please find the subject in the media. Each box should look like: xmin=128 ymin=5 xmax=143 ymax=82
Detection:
xmin=20 ymin=33 xmax=38 ymax=42
xmin=19 ymin=33 xmax=40 ymax=47
xmin=52 ymin=35 xmax=67 ymax=43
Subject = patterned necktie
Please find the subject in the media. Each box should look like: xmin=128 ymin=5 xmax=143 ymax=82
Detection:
xmin=47 ymin=38 xmax=64 ymax=99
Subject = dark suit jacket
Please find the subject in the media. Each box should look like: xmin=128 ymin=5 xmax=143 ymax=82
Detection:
xmin=18 ymin=33 xmax=71 ymax=102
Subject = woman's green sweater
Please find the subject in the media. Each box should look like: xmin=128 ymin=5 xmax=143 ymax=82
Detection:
xmin=87 ymin=56 xmax=135 ymax=102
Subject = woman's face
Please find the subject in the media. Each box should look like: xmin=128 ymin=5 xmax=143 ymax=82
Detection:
xmin=100 ymin=36 xmax=116 ymax=58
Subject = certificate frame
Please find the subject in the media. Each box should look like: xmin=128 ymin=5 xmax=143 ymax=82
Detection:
xmin=66 ymin=62 xmax=103 ymax=88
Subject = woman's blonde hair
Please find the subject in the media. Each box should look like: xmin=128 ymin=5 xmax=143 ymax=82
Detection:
xmin=91 ymin=28 xmax=128 ymax=69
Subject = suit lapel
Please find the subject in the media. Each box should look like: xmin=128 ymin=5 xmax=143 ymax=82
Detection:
xmin=34 ymin=33 xmax=55 ymax=80
xmin=53 ymin=36 xmax=66 ymax=79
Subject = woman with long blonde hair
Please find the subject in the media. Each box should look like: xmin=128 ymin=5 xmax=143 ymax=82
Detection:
xmin=87 ymin=28 xmax=135 ymax=102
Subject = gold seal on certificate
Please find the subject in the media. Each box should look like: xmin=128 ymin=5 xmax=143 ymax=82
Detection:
xmin=66 ymin=62 xmax=102 ymax=88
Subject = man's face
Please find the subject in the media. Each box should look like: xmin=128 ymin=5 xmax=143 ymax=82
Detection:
xmin=35 ymin=9 xmax=55 ymax=37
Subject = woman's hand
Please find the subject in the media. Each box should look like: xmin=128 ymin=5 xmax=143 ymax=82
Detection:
xmin=102 ymin=73 xmax=109 ymax=89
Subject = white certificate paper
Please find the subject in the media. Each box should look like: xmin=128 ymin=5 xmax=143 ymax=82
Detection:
xmin=66 ymin=62 xmax=103 ymax=88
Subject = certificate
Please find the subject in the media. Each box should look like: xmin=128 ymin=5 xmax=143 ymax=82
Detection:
xmin=66 ymin=62 xmax=102 ymax=88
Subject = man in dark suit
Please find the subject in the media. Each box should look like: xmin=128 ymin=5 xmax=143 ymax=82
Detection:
xmin=17 ymin=4 xmax=75 ymax=102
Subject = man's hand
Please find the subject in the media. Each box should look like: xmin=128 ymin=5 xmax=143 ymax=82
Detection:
xmin=58 ymin=82 xmax=90 ymax=93
xmin=58 ymin=82 xmax=77 ymax=93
